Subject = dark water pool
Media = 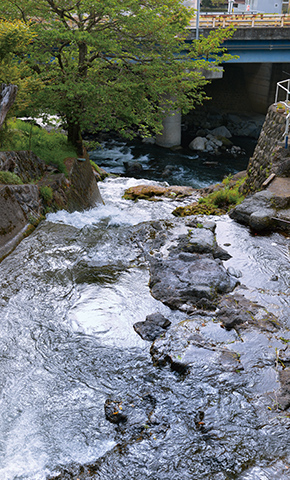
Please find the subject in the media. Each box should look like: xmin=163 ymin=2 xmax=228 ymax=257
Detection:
xmin=89 ymin=137 xmax=254 ymax=188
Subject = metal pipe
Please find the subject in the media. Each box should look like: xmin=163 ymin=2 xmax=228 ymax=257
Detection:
xmin=196 ymin=0 xmax=200 ymax=40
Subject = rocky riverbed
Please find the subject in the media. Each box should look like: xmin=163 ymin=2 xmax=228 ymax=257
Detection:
xmin=45 ymin=204 xmax=290 ymax=480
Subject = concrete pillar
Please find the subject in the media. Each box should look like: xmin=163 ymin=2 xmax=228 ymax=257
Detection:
xmin=155 ymin=109 xmax=182 ymax=148
xmin=156 ymin=68 xmax=223 ymax=148
xmin=243 ymin=63 xmax=274 ymax=113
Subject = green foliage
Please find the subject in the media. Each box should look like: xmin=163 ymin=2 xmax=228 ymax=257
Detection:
xmin=1 ymin=0 xmax=234 ymax=151
xmin=198 ymin=185 xmax=244 ymax=210
xmin=0 ymin=20 xmax=41 ymax=117
xmin=0 ymin=170 xmax=23 ymax=184
xmin=173 ymin=175 xmax=245 ymax=217
xmin=1 ymin=119 xmax=77 ymax=173
xmin=39 ymin=185 xmax=53 ymax=203
xmin=222 ymin=174 xmax=233 ymax=186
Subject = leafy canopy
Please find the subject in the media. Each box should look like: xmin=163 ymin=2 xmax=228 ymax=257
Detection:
xmin=0 ymin=19 xmax=41 ymax=114
xmin=1 ymin=0 xmax=234 ymax=148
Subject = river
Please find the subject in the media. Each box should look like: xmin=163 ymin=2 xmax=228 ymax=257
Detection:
xmin=0 ymin=142 xmax=289 ymax=480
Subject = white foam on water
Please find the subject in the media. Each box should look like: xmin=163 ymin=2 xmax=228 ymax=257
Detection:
xmin=46 ymin=177 xmax=194 ymax=229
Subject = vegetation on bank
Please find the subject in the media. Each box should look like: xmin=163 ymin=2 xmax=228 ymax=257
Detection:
xmin=173 ymin=174 xmax=246 ymax=217
xmin=0 ymin=119 xmax=77 ymax=174
xmin=1 ymin=0 xmax=234 ymax=155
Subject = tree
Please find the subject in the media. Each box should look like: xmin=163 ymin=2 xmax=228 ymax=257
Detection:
xmin=1 ymin=0 xmax=233 ymax=154
xmin=0 ymin=19 xmax=41 ymax=119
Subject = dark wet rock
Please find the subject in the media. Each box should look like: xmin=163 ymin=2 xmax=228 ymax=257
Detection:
xmin=278 ymin=345 xmax=290 ymax=367
xmin=104 ymin=394 xmax=161 ymax=443
xmin=226 ymin=267 xmax=242 ymax=278
xmin=149 ymin=253 xmax=238 ymax=310
xmin=229 ymin=191 xmax=276 ymax=230
xmin=104 ymin=399 xmax=128 ymax=424
xmin=131 ymin=218 xmax=238 ymax=311
xmin=123 ymin=161 xmax=144 ymax=176
xmin=277 ymin=369 xmax=290 ymax=410
xmin=180 ymin=227 xmax=216 ymax=254
xmin=186 ymin=218 xmax=216 ymax=232
xmin=216 ymin=294 xmax=280 ymax=332
xmin=249 ymin=208 xmax=276 ymax=232
xmin=213 ymin=245 xmax=232 ymax=261
xmin=133 ymin=312 xmax=171 ymax=341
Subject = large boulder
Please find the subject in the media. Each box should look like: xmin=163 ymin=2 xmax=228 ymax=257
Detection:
xmin=149 ymin=253 xmax=238 ymax=310
xmin=189 ymin=136 xmax=206 ymax=151
xmin=230 ymin=188 xmax=290 ymax=233
xmin=210 ymin=125 xmax=232 ymax=138
xmin=146 ymin=222 xmax=238 ymax=311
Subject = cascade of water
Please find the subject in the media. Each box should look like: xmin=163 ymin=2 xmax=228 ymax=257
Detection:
xmin=0 ymin=173 xmax=289 ymax=480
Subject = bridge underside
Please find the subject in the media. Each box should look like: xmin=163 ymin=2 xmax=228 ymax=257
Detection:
xmin=223 ymin=40 xmax=290 ymax=63
xmin=203 ymin=62 xmax=290 ymax=114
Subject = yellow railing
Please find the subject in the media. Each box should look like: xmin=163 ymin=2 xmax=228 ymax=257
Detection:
xmin=189 ymin=13 xmax=290 ymax=28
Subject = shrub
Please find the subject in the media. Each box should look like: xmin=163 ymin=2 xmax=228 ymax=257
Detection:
xmin=40 ymin=185 xmax=53 ymax=203
xmin=0 ymin=171 xmax=23 ymax=184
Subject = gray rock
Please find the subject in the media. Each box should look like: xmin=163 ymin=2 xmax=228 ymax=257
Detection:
xmin=150 ymin=320 xmax=240 ymax=373
xmin=277 ymin=369 xmax=290 ymax=410
xmin=189 ymin=136 xmax=206 ymax=151
xmin=149 ymin=253 xmax=238 ymax=310
xmin=133 ymin=313 xmax=171 ymax=341
xmin=229 ymin=191 xmax=275 ymax=226
xmin=216 ymin=294 xmax=280 ymax=332
xmin=210 ymin=126 xmax=232 ymax=138
xmin=249 ymin=208 xmax=276 ymax=232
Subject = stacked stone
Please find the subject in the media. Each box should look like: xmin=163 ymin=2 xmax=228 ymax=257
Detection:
xmin=243 ymin=105 xmax=286 ymax=193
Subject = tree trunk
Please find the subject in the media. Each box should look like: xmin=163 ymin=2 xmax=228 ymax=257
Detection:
xmin=67 ymin=120 xmax=84 ymax=157
xmin=0 ymin=84 xmax=18 ymax=130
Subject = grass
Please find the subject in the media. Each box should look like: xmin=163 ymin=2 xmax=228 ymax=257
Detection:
xmin=39 ymin=185 xmax=53 ymax=203
xmin=0 ymin=119 xmax=77 ymax=174
xmin=173 ymin=174 xmax=246 ymax=217
xmin=0 ymin=171 xmax=23 ymax=185
xmin=198 ymin=185 xmax=244 ymax=210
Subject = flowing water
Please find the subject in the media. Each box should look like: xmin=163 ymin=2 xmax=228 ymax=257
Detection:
xmin=0 ymin=145 xmax=290 ymax=480
xmin=89 ymin=138 xmax=251 ymax=188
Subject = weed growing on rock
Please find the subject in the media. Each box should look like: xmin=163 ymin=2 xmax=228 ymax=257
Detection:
xmin=39 ymin=186 xmax=53 ymax=204
xmin=0 ymin=171 xmax=23 ymax=185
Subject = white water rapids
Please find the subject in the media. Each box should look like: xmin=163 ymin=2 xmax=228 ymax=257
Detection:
xmin=0 ymin=176 xmax=289 ymax=480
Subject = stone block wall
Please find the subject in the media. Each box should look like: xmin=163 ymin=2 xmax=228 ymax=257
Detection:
xmin=242 ymin=104 xmax=288 ymax=193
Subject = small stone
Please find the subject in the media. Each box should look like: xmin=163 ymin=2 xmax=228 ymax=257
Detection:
xmin=104 ymin=399 xmax=128 ymax=424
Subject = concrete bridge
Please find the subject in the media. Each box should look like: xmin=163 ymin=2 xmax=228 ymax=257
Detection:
xmin=188 ymin=13 xmax=290 ymax=63
xmin=157 ymin=13 xmax=290 ymax=147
